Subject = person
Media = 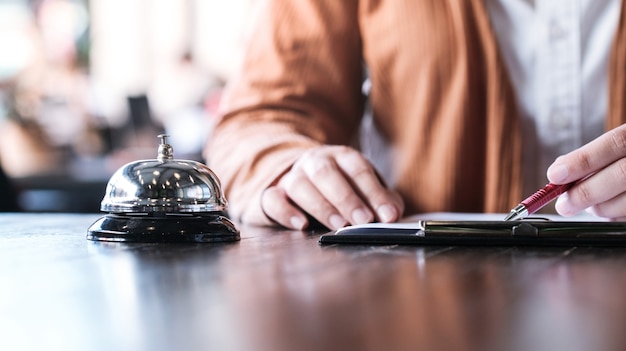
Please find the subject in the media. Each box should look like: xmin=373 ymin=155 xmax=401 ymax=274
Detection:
xmin=206 ymin=0 xmax=626 ymax=230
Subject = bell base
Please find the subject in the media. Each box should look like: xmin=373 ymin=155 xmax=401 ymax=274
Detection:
xmin=87 ymin=213 xmax=240 ymax=243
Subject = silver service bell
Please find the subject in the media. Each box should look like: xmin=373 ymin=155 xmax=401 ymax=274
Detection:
xmin=87 ymin=134 xmax=240 ymax=243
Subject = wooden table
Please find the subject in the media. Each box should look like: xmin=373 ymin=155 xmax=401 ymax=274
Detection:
xmin=3 ymin=213 xmax=626 ymax=351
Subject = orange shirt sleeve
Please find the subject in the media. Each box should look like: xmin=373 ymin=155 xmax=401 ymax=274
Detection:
xmin=205 ymin=0 xmax=365 ymax=225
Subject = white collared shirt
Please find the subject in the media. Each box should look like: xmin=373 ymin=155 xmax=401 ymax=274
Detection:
xmin=486 ymin=0 xmax=621 ymax=197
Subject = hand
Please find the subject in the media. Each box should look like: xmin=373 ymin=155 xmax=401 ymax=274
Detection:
xmin=261 ymin=145 xmax=404 ymax=230
xmin=547 ymin=124 xmax=626 ymax=220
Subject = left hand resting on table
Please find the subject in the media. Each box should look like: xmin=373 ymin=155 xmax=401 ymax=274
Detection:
xmin=547 ymin=124 xmax=626 ymax=220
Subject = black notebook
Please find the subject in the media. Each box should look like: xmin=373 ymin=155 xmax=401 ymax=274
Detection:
xmin=318 ymin=213 xmax=626 ymax=246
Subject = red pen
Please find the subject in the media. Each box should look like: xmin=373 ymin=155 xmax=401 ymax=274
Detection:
xmin=504 ymin=182 xmax=576 ymax=221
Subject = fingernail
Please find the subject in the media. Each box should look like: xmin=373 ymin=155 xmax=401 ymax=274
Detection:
xmin=290 ymin=216 xmax=307 ymax=230
xmin=555 ymin=193 xmax=576 ymax=216
xmin=329 ymin=214 xmax=346 ymax=229
xmin=547 ymin=163 xmax=569 ymax=183
xmin=352 ymin=208 xmax=372 ymax=224
xmin=377 ymin=204 xmax=397 ymax=222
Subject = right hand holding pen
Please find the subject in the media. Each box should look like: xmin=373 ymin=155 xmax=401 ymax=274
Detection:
xmin=261 ymin=145 xmax=404 ymax=230
xmin=547 ymin=124 xmax=626 ymax=220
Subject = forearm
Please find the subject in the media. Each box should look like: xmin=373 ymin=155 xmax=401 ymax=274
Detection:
xmin=206 ymin=112 xmax=322 ymax=225
xmin=205 ymin=0 xmax=365 ymax=225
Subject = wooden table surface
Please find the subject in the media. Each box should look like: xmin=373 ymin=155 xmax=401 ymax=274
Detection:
xmin=3 ymin=213 xmax=626 ymax=351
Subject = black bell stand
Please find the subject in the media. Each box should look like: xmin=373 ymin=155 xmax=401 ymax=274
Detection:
xmin=87 ymin=212 xmax=240 ymax=243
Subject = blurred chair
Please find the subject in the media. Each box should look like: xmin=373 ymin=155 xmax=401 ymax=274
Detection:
xmin=0 ymin=164 xmax=19 ymax=212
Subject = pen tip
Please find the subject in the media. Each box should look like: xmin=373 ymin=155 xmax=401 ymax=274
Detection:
xmin=503 ymin=204 xmax=528 ymax=221
xmin=503 ymin=212 xmax=519 ymax=221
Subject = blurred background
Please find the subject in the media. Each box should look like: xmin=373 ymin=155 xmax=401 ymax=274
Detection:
xmin=0 ymin=0 xmax=256 ymax=212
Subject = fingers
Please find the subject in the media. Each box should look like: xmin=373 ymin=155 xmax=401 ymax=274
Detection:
xmin=593 ymin=191 xmax=626 ymax=220
xmin=547 ymin=124 xmax=626 ymax=184
xmin=297 ymin=150 xmax=375 ymax=226
xmin=261 ymin=146 xmax=404 ymax=230
xmin=261 ymin=186 xmax=309 ymax=230
xmin=547 ymin=125 xmax=626 ymax=219
xmin=554 ymin=158 xmax=626 ymax=217
xmin=335 ymin=151 xmax=404 ymax=222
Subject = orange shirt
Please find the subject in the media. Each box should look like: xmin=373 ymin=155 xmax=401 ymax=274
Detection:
xmin=206 ymin=0 xmax=626 ymax=226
